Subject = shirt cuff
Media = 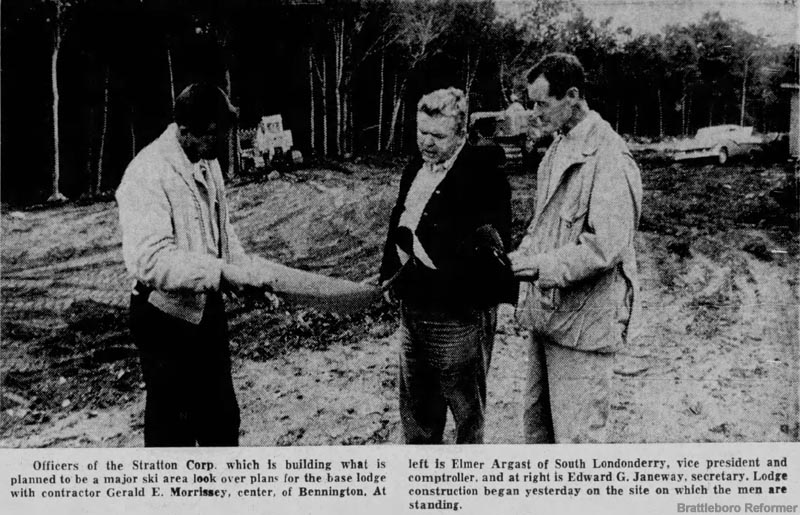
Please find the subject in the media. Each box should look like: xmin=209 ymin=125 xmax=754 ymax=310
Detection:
xmin=534 ymin=253 xmax=558 ymax=288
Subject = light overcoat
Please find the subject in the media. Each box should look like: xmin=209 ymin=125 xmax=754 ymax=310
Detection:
xmin=518 ymin=111 xmax=642 ymax=351
xmin=116 ymin=124 xmax=253 ymax=324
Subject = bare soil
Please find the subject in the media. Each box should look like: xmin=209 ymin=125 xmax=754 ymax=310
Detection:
xmin=1 ymin=159 xmax=798 ymax=446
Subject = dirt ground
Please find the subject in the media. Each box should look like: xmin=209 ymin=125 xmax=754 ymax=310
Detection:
xmin=1 ymin=157 xmax=798 ymax=447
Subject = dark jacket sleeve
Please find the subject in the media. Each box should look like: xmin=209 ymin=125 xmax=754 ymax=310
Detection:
xmin=434 ymin=147 xmax=515 ymax=305
xmin=380 ymin=148 xmax=516 ymax=307
xmin=379 ymin=203 xmax=402 ymax=284
xmin=479 ymin=159 xmax=513 ymax=252
xmin=379 ymin=160 xmax=418 ymax=283
xmin=465 ymin=149 xmax=518 ymax=305
xmin=453 ymin=147 xmax=512 ymax=257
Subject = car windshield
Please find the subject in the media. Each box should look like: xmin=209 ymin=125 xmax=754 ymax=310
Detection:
xmin=696 ymin=126 xmax=753 ymax=140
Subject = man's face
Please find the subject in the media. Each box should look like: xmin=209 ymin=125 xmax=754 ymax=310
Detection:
xmin=526 ymin=75 xmax=577 ymax=137
xmin=180 ymin=122 xmax=227 ymax=162
xmin=416 ymin=112 xmax=462 ymax=164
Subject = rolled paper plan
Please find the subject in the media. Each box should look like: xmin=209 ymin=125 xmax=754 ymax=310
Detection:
xmin=254 ymin=259 xmax=381 ymax=315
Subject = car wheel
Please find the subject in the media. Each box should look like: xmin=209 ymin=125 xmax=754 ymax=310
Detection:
xmin=717 ymin=147 xmax=728 ymax=165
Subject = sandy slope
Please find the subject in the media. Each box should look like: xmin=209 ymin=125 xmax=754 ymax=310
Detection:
xmin=1 ymin=162 xmax=797 ymax=446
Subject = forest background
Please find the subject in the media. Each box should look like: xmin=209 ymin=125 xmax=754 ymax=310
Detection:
xmin=2 ymin=0 xmax=798 ymax=205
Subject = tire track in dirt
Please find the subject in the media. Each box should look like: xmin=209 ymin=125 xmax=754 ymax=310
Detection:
xmin=611 ymin=231 xmax=798 ymax=443
xmin=2 ymin=163 xmax=797 ymax=447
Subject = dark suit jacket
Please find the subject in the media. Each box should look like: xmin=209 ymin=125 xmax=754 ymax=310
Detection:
xmin=379 ymin=144 xmax=517 ymax=311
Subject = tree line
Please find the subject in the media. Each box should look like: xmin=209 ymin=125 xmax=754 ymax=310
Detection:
xmin=1 ymin=0 xmax=797 ymax=204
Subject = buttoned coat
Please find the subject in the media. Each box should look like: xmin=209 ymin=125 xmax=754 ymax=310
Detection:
xmin=380 ymin=144 xmax=517 ymax=311
xmin=116 ymin=124 xmax=254 ymax=324
xmin=517 ymin=111 xmax=642 ymax=350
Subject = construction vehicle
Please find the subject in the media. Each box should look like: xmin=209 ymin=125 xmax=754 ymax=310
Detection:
xmin=240 ymin=114 xmax=302 ymax=172
xmin=468 ymin=105 xmax=548 ymax=166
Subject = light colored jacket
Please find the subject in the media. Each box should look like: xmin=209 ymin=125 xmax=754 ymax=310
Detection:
xmin=517 ymin=111 xmax=642 ymax=351
xmin=116 ymin=124 xmax=252 ymax=324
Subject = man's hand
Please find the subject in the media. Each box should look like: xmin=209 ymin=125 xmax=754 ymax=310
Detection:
xmin=381 ymin=280 xmax=398 ymax=306
xmin=263 ymin=291 xmax=282 ymax=309
xmin=221 ymin=263 xmax=246 ymax=292
xmin=222 ymin=262 xmax=283 ymax=308
xmin=221 ymin=262 xmax=264 ymax=294
xmin=508 ymin=250 xmax=539 ymax=280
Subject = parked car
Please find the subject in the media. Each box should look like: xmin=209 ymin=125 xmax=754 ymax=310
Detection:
xmin=664 ymin=125 xmax=764 ymax=165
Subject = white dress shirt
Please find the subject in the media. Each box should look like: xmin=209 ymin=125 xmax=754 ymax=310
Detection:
xmin=397 ymin=141 xmax=465 ymax=269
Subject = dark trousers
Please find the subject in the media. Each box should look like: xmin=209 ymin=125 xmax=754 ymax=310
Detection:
xmin=398 ymin=303 xmax=497 ymax=444
xmin=130 ymin=291 xmax=240 ymax=447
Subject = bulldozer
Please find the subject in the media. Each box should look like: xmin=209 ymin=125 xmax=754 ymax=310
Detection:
xmin=468 ymin=104 xmax=549 ymax=168
xmin=240 ymin=114 xmax=302 ymax=173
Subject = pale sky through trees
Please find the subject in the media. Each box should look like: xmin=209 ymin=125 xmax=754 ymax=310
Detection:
xmin=497 ymin=0 xmax=798 ymax=44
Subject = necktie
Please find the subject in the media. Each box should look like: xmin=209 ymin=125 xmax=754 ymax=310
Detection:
xmin=199 ymin=161 xmax=228 ymax=261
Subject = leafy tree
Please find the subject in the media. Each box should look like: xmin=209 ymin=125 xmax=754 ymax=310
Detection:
xmin=662 ymin=27 xmax=700 ymax=136
xmin=384 ymin=0 xmax=455 ymax=151
xmin=621 ymin=33 xmax=666 ymax=136
xmin=688 ymin=12 xmax=762 ymax=128
xmin=495 ymin=0 xmax=576 ymax=99
xmin=553 ymin=12 xmax=619 ymax=117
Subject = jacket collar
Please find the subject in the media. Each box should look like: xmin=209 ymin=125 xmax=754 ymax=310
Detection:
xmin=156 ymin=123 xmax=230 ymax=259
xmin=537 ymin=110 xmax=602 ymax=212
xmin=422 ymin=138 xmax=466 ymax=175
xmin=158 ymin=123 xmax=196 ymax=182
xmin=158 ymin=123 xmax=219 ymax=191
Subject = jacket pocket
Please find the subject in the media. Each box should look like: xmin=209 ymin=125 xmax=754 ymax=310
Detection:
xmin=557 ymin=163 xmax=592 ymax=244
xmin=558 ymin=203 xmax=588 ymax=246
xmin=515 ymin=283 xmax=552 ymax=335
xmin=548 ymin=266 xmax=628 ymax=351
xmin=555 ymin=271 xmax=607 ymax=314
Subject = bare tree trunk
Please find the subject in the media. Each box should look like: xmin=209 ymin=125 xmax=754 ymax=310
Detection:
xmin=321 ymin=55 xmax=329 ymax=156
xmin=399 ymin=97 xmax=406 ymax=151
xmin=657 ymin=88 xmax=664 ymax=139
xmin=350 ymin=99 xmax=355 ymax=154
xmin=680 ymin=96 xmax=685 ymax=137
xmin=337 ymin=25 xmax=342 ymax=156
xmin=130 ymin=114 xmax=136 ymax=160
xmin=215 ymin=21 xmax=239 ymax=177
xmin=332 ymin=18 xmax=344 ymax=156
xmin=388 ymin=97 xmax=402 ymax=152
xmin=339 ymin=21 xmax=345 ymax=156
xmin=708 ymin=101 xmax=713 ymax=127
xmin=345 ymin=23 xmax=354 ymax=156
xmin=223 ymin=68 xmax=237 ymax=179
xmin=378 ymin=50 xmax=385 ymax=152
xmin=388 ymin=101 xmax=400 ymax=152
xmin=48 ymin=33 xmax=67 ymax=202
xmin=387 ymin=75 xmax=405 ymax=153
xmin=687 ymin=94 xmax=693 ymax=135
xmin=464 ymin=49 xmax=479 ymax=116
xmin=83 ymin=107 xmax=96 ymax=198
xmin=309 ymin=49 xmax=315 ymax=152
xmin=682 ymin=81 xmax=691 ymax=136
xmin=167 ymin=45 xmax=175 ymax=110
xmin=464 ymin=48 xmax=470 ymax=103
xmin=345 ymin=94 xmax=352 ymax=155
xmin=96 ymin=67 xmax=110 ymax=195
xmin=499 ymin=58 xmax=508 ymax=105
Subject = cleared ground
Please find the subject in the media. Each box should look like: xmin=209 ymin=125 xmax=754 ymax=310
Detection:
xmin=1 ymin=158 xmax=798 ymax=446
